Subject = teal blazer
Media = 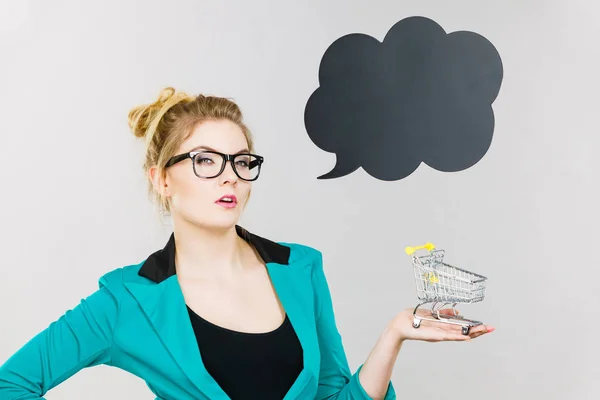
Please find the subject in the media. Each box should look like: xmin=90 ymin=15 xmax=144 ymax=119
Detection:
xmin=0 ymin=226 xmax=396 ymax=399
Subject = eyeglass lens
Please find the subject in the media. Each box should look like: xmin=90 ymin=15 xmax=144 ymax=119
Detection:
xmin=192 ymin=152 xmax=260 ymax=180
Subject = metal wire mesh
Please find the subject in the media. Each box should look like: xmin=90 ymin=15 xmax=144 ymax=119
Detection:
xmin=411 ymin=249 xmax=487 ymax=303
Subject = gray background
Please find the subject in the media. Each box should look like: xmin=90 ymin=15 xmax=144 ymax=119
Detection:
xmin=1 ymin=0 xmax=598 ymax=399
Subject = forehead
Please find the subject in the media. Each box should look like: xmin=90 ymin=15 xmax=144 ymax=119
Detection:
xmin=180 ymin=119 xmax=248 ymax=153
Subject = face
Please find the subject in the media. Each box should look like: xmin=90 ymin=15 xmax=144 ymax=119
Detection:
xmin=156 ymin=119 xmax=253 ymax=231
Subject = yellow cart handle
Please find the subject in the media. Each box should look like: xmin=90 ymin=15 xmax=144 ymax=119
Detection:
xmin=404 ymin=242 xmax=436 ymax=256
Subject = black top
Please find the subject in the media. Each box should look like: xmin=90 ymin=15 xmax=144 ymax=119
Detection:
xmin=187 ymin=306 xmax=304 ymax=400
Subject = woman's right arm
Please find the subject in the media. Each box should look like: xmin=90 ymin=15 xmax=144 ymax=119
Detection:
xmin=0 ymin=275 xmax=120 ymax=399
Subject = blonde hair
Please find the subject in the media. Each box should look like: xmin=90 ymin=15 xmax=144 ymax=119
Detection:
xmin=127 ymin=87 xmax=255 ymax=213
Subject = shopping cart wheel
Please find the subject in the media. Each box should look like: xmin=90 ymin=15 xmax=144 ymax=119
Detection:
xmin=461 ymin=326 xmax=470 ymax=335
xmin=412 ymin=317 xmax=421 ymax=329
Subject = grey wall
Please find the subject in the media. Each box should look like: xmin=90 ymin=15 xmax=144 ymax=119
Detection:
xmin=1 ymin=0 xmax=598 ymax=399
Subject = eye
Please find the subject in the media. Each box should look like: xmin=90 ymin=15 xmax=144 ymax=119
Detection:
xmin=196 ymin=157 xmax=213 ymax=164
xmin=235 ymin=156 xmax=251 ymax=168
xmin=195 ymin=152 xmax=218 ymax=164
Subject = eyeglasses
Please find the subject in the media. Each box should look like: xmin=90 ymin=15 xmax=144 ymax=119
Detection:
xmin=165 ymin=150 xmax=264 ymax=181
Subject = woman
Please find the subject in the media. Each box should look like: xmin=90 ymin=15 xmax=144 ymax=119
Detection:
xmin=0 ymin=88 xmax=493 ymax=400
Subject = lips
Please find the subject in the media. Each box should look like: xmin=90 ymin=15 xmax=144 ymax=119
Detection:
xmin=216 ymin=194 xmax=237 ymax=208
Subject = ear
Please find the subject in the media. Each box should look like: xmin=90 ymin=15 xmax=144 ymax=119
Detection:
xmin=149 ymin=166 xmax=170 ymax=198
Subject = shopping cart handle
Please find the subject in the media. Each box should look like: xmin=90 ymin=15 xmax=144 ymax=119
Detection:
xmin=405 ymin=243 xmax=436 ymax=255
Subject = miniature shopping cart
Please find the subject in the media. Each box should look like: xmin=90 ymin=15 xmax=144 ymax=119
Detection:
xmin=405 ymin=243 xmax=487 ymax=335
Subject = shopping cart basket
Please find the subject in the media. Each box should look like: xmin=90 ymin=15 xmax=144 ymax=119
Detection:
xmin=405 ymin=243 xmax=487 ymax=335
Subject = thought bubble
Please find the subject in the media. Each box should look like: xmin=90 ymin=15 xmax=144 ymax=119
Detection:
xmin=304 ymin=16 xmax=503 ymax=181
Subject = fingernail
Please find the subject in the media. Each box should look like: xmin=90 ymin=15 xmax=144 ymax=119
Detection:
xmin=487 ymin=327 xmax=495 ymax=332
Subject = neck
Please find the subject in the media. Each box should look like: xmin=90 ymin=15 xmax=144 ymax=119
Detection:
xmin=172 ymin=220 xmax=247 ymax=281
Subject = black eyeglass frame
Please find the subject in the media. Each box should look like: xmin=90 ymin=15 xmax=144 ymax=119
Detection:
xmin=165 ymin=150 xmax=264 ymax=181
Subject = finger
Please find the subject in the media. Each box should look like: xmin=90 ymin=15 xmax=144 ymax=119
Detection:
xmin=418 ymin=318 xmax=465 ymax=334
xmin=469 ymin=329 xmax=490 ymax=339
xmin=432 ymin=324 xmax=489 ymax=339
xmin=414 ymin=326 xmax=472 ymax=342
xmin=445 ymin=331 xmax=472 ymax=341
xmin=476 ymin=325 xmax=495 ymax=334
xmin=469 ymin=325 xmax=494 ymax=339
xmin=415 ymin=309 xmax=435 ymax=317
xmin=438 ymin=324 xmax=465 ymax=334
xmin=418 ymin=308 xmax=457 ymax=317
xmin=470 ymin=325 xmax=489 ymax=334
xmin=438 ymin=308 xmax=459 ymax=316
xmin=435 ymin=327 xmax=471 ymax=342
xmin=469 ymin=331 xmax=487 ymax=339
xmin=418 ymin=320 xmax=459 ymax=332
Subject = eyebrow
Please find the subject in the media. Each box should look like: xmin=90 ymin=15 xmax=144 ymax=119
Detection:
xmin=190 ymin=145 xmax=250 ymax=154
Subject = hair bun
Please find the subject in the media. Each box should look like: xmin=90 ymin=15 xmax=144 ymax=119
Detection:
xmin=128 ymin=87 xmax=190 ymax=139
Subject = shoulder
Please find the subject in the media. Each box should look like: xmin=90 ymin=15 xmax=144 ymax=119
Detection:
xmin=277 ymin=241 xmax=323 ymax=266
xmin=275 ymin=240 xmax=329 ymax=289
xmin=97 ymin=262 xmax=149 ymax=290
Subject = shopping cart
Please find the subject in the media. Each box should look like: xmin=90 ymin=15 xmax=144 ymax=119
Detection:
xmin=405 ymin=243 xmax=487 ymax=335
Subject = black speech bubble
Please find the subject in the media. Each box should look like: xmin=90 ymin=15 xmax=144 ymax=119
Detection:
xmin=304 ymin=16 xmax=503 ymax=181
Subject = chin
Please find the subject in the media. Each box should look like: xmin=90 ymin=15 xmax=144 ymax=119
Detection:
xmin=176 ymin=208 xmax=240 ymax=232
xmin=204 ymin=214 xmax=241 ymax=231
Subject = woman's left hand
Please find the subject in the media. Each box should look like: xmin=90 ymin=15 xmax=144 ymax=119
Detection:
xmin=389 ymin=307 xmax=495 ymax=343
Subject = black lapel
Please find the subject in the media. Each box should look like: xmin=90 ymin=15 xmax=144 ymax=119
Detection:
xmin=137 ymin=225 xmax=291 ymax=283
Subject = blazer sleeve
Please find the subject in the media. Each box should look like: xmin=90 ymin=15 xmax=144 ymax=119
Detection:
xmin=311 ymin=250 xmax=396 ymax=400
xmin=0 ymin=272 xmax=121 ymax=399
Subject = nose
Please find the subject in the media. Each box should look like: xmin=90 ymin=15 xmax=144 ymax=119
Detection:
xmin=218 ymin=160 xmax=238 ymax=185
